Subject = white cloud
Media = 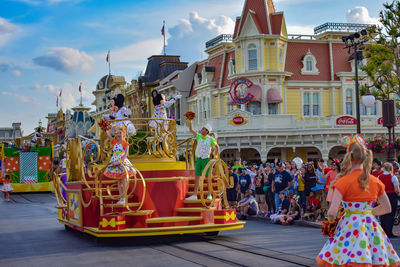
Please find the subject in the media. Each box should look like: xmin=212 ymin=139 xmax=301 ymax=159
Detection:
xmin=33 ymin=47 xmax=95 ymax=74
xmin=11 ymin=70 xmax=21 ymax=77
xmin=35 ymin=82 xmax=94 ymax=110
xmin=109 ymin=38 xmax=164 ymax=66
xmin=346 ymin=6 xmax=379 ymax=24
xmin=167 ymin=12 xmax=235 ymax=63
xmin=0 ymin=17 xmax=19 ymax=47
xmin=287 ymin=25 xmax=314 ymax=35
xmin=1 ymin=91 xmax=35 ymax=103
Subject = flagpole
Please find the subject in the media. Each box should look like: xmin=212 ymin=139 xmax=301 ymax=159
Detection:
xmin=163 ymin=20 xmax=166 ymax=56
xmin=60 ymin=89 xmax=63 ymax=110
xmin=79 ymin=82 xmax=82 ymax=105
xmin=108 ymin=50 xmax=111 ymax=75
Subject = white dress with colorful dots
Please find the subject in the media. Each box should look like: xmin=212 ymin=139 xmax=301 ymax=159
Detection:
xmin=317 ymin=201 xmax=400 ymax=266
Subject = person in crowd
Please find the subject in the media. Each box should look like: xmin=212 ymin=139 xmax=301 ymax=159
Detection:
xmin=227 ymin=166 xmax=239 ymax=207
xmin=0 ymin=174 xmax=13 ymax=201
xmin=238 ymin=168 xmax=251 ymax=199
xmin=270 ymin=191 xmax=290 ymax=223
xmin=311 ymin=159 xmax=326 ymax=205
xmin=280 ymin=195 xmax=301 ymax=225
xmin=255 ymin=166 xmax=268 ymax=215
xmin=238 ymin=189 xmax=258 ymax=220
xmin=232 ymin=157 xmax=243 ymax=171
xmin=304 ymin=163 xmax=318 ymax=209
xmin=378 ymin=162 xmax=400 ymax=238
xmin=304 ymin=191 xmax=321 ymax=221
xmin=271 ymin=162 xmax=293 ymax=212
xmin=185 ymin=122 xmax=219 ymax=201
xmin=297 ymin=167 xmax=306 ymax=214
xmin=324 ymin=159 xmax=341 ymax=205
xmin=316 ymin=142 xmax=399 ymax=266
xmin=263 ymin=164 xmax=275 ymax=216
xmin=371 ymin=158 xmax=383 ymax=177
xmin=247 ymin=165 xmax=257 ymax=192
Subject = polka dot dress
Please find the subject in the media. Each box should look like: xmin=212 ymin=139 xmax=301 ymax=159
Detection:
xmin=317 ymin=201 xmax=400 ymax=266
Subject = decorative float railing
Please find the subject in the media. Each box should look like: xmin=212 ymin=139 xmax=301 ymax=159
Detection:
xmin=55 ymin=118 xmax=243 ymax=237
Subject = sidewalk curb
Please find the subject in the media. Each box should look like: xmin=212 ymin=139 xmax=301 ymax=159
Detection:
xmin=245 ymin=216 xmax=323 ymax=229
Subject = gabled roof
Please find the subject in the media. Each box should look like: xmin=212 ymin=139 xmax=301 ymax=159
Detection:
xmin=234 ymin=0 xmax=276 ymax=37
xmin=140 ymin=55 xmax=188 ymax=84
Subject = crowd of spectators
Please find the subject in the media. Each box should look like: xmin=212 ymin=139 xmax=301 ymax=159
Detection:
xmin=226 ymin=157 xmax=400 ymax=233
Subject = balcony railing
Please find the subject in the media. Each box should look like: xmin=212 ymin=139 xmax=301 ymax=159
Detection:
xmin=205 ymin=34 xmax=233 ymax=49
xmin=314 ymin=22 xmax=374 ymax=35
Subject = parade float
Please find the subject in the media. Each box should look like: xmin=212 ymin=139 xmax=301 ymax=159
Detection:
xmin=54 ymin=117 xmax=244 ymax=237
xmin=1 ymin=129 xmax=56 ymax=193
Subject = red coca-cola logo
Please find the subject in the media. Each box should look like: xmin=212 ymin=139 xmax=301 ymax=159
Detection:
xmin=336 ymin=116 xmax=357 ymax=125
xmin=232 ymin=116 xmax=244 ymax=125
xmin=377 ymin=117 xmax=400 ymax=125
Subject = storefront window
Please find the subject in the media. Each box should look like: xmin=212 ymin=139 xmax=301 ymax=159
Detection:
xmin=268 ymin=103 xmax=278 ymax=115
xmin=247 ymin=102 xmax=261 ymax=115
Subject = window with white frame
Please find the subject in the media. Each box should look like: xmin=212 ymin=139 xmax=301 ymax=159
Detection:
xmin=345 ymin=89 xmax=353 ymax=115
xmin=303 ymin=91 xmax=320 ymax=116
xmin=268 ymin=103 xmax=278 ymax=115
xmin=301 ymin=50 xmax=319 ymax=75
xmin=248 ymin=44 xmax=257 ymax=70
xmin=303 ymin=92 xmax=310 ymax=116
xmin=360 ymin=103 xmax=367 ymax=116
xmin=247 ymin=102 xmax=261 ymax=115
xmin=313 ymin=92 xmax=319 ymax=116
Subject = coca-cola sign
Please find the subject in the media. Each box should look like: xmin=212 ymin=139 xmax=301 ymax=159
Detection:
xmin=336 ymin=116 xmax=357 ymax=125
xmin=229 ymin=114 xmax=248 ymax=126
xmin=377 ymin=117 xmax=400 ymax=125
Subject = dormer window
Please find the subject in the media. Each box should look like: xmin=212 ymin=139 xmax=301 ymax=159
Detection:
xmin=248 ymin=44 xmax=257 ymax=70
xmin=301 ymin=50 xmax=319 ymax=75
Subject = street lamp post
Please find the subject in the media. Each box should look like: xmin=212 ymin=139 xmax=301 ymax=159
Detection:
xmin=343 ymin=29 xmax=369 ymax=134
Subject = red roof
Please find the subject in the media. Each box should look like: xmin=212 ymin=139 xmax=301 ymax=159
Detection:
xmin=332 ymin=43 xmax=352 ymax=80
xmin=233 ymin=17 xmax=240 ymax=39
xmin=285 ymin=42 xmax=331 ymax=81
xmin=236 ymin=0 xmax=276 ymax=37
xmin=270 ymin=13 xmax=283 ymax=35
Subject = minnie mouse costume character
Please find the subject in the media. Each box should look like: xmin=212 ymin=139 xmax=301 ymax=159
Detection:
xmin=149 ymin=90 xmax=181 ymax=130
xmin=102 ymin=94 xmax=136 ymax=136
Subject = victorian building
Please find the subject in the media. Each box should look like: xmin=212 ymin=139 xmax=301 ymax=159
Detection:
xmin=0 ymin=123 xmax=22 ymax=144
xmin=158 ymin=0 xmax=392 ymax=163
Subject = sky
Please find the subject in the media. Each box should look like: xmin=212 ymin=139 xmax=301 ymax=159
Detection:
xmin=0 ymin=0 xmax=387 ymax=133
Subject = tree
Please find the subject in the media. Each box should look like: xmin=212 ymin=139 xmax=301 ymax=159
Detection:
xmin=360 ymin=1 xmax=400 ymax=104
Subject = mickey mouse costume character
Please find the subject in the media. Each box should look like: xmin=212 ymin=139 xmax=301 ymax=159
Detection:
xmin=31 ymin=127 xmax=43 ymax=147
xmin=102 ymin=94 xmax=136 ymax=136
xmin=149 ymin=90 xmax=181 ymax=130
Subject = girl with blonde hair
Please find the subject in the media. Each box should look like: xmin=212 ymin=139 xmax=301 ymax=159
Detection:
xmin=316 ymin=141 xmax=399 ymax=267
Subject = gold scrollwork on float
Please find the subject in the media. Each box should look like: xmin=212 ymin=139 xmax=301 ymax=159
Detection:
xmin=199 ymin=158 xmax=232 ymax=209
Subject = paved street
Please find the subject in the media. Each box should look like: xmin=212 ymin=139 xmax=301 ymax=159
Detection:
xmin=0 ymin=193 xmax=399 ymax=267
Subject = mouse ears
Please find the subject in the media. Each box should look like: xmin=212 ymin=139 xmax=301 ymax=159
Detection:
xmin=152 ymin=90 xmax=159 ymax=99
xmin=340 ymin=134 xmax=366 ymax=151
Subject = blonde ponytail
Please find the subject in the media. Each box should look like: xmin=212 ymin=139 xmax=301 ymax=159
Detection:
xmin=340 ymin=152 xmax=352 ymax=178
xmin=359 ymin=148 xmax=372 ymax=190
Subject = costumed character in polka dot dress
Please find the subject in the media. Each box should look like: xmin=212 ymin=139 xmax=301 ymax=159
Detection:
xmin=149 ymin=90 xmax=181 ymax=138
xmin=103 ymin=126 xmax=136 ymax=205
xmin=102 ymin=94 xmax=136 ymax=136
xmin=316 ymin=135 xmax=400 ymax=267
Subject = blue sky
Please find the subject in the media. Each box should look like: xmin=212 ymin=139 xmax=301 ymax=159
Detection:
xmin=0 ymin=0 xmax=387 ymax=132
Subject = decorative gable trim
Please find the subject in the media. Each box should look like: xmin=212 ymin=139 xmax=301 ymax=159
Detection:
xmin=301 ymin=50 xmax=320 ymax=75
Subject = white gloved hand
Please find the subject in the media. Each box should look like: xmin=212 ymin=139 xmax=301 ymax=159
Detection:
xmin=174 ymin=94 xmax=182 ymax=99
